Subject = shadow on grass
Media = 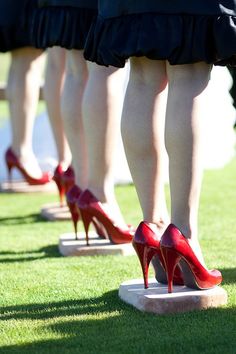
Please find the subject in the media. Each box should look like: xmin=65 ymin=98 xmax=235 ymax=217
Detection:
xmin=0 ymin=244 xmax=60 ymax=262
xmin=0 ymin=290 xmax=235 ymax=354
xmin=0 ymin=213 xmax=47 ymax=225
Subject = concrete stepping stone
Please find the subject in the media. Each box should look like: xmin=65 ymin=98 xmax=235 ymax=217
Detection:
xmin=0 ymin=180 xmax=57 ymax=193
xmin=41 ymin=202 xmax=71 ymax=221
xmin=59 ymin=231 xmax=135 ymax=257
xmin=119 ymin=278 xmax=227 ymax=314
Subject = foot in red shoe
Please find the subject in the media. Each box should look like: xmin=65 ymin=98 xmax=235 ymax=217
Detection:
xmin=160 ymin=224 xmax=222 ymax=293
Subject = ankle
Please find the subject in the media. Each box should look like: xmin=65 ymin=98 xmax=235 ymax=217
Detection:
xmin=171 ymin=219 xmax=197 ymax=239
xmin=172 ymin=222 xmax=206 ymax=266
xmin=143 ymin=219 xmax=168 ymax=237
xmin=57 ymin=160 xmax=71 ymax=171
xmin=102 ymin=201 xmax=127 ymax=228
xmin=19 ymin=151 xmax=43 ymax=178
xmin=88 ymin=186 xmax=116 ymax=205
xmin=89 ymin=187 xmax=106 ymax=203
xmin=10 ymin=145 xmax=25 ymax=158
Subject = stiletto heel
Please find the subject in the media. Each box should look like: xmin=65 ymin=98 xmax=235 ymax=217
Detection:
xmin=66 ymin=184 xmax=82 ymax=240
xmin=53 ymin=164 xmax=65 ymax=206
xmin=132 ymin=222 xmax=183 ymax=289
xmin=132 ymin=241 xmax=157 ymax=288
xmin=5 ymin=147 xmax=51 ymax=185
xmin=79 ymin=208 xmax=91 ymax=246
xmin=77 ymin=189 xmax=134 ymax=245
xmin=160 ymin=247 xmax=181 ymax=293
xmin=6 ymin=161 xmax=13 ymax=183
xmin=62 ymin=166 xmax=75 ymax=194
xmin=160 ymin=224 xmax=222 ymax=293
xmin=66 ymin=185 xmax=107 ymax=241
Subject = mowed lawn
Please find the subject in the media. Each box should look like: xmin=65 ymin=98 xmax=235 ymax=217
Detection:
xmin=0 ymin=157 xmax=236 ymax=353
xmin=0 ymin=52 xmax=235 ymax=354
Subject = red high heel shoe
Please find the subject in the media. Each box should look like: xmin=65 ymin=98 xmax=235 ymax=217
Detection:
xmin=66 ymin=184 xmax=82 ymax=239
xmin=53 ymin=164 xmax=75 ymax=206
xmin=132 ymin=221 xmax=183 ymax=289
xmin=77 ymin=189 xmax=134 ymax=245
xmin=160 ymin=224 xmax=222 ymax=293
xmin=66 ymin=185 xmax=107 ymax=240
xmin=62 ymin=165 xmax=75 ymax=193
xmin=5 ymin=147 xmax=51 ymax=185
xmin=53 ymin=164 xmax=66 ymax=206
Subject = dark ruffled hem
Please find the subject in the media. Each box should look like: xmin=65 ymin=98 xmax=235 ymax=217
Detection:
xmin=0 ymin=1 xmax=37 ymax=52
xmin=31 ymin=6 xmax=97 ymax=50
xmin=0 ymin=26 xmax=32 ymax=52
xmin=84 ymin=13 xmax=236 ymax=67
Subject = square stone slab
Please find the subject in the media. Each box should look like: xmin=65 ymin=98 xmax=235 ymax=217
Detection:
xmin=0 ymin=181 xmax=57 ymax=193
xmin=59 ymin=232 xmax=135 ymax=257
xmin=119 ymin=278 xmax=227 ymax=314
xmin=41 ymin=202 xmax=71 ymax=221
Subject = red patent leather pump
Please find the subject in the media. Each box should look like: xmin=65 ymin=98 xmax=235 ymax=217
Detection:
xmin=66 ymin=184 xmax=82 ymax=239
xmin=132 ymin=221 xmax=183 ymax=289
xmin=5 ymin=147 xmax=51 ymax=185
xmin=53 ymin=164 xmax=66 ymax=206
xmin=62 ymin=165 xmax=75 ymax=194
xmin=66 ymin=185 xmax=107 ymax=240
xmin=77 ymin=189 xmax=134 ymax=246
xmin=53 ymin=164 xmax=75 ymax=206
xmin=160 ymin=224 xmax=222 ymax=293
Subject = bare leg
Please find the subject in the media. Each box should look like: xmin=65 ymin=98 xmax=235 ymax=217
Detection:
xmin=6 ymin=47 xmax=45 ymax=178
xmin=166 ymin=62 xmax=212 ymax=264
xmin=83 ymin=63 xmax=128 ymax=226
xmin=44 ymin=47 xmax=71 ymax=168
xmin=60 ymin=50 xmax=88 ymax=189
xmin=121 ymin=57 xmax=169 ymax=234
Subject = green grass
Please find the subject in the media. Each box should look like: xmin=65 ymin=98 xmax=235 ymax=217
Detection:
xmin=0 ymin=52 xmax=10 ymax=82
xmin=0 ymin=53 xmax=10 ymax=126
xmin=0 ymin=159 xmax=236 ymax=354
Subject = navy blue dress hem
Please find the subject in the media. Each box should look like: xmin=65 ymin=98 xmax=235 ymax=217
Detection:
xmin=84 ymin=13 xmax=236 ymax=67
xmin=0 ymin=0 xmax=37 ymax=52
xmin=31 ymin=6 xmax=97 ymax=50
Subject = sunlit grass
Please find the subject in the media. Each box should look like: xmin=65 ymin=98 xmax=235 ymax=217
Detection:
xmin=0 ymin=163 xmax=236 ymax=353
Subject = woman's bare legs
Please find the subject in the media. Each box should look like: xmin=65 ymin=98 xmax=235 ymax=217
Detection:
xmin=165 ymin=62 xmax=212 ymax=264
xmin=6 ymin=47 xmax=45 ymax=178
xmin=121 ymin=57 xmax=169 ymax=234
xmin=82 ymin=64 xmax=128 ymax=226
xmin=60 ymin=50 xmax=88 ymax=189
xmin=44 ymin=47 xmax=71 ymax=169
xmin=122 ymin=57 xmax=211 ymax=260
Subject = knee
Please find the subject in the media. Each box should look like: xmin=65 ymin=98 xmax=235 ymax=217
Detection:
xmin=129 ymin=57 xmax=167 ymax=92
xmin=167 ymin=62 xmax=212 ymax=94
xmin=66 ymin=50 xmax=88 ymax=85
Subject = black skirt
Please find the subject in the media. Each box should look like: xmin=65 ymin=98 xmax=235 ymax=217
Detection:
xmin=0 ymin=0 xmax=37 ymax=52
xmin=31 ymin=0 xmax=97 ymax=49
xmin=84 ymin=0 xmax=236 ymax=67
